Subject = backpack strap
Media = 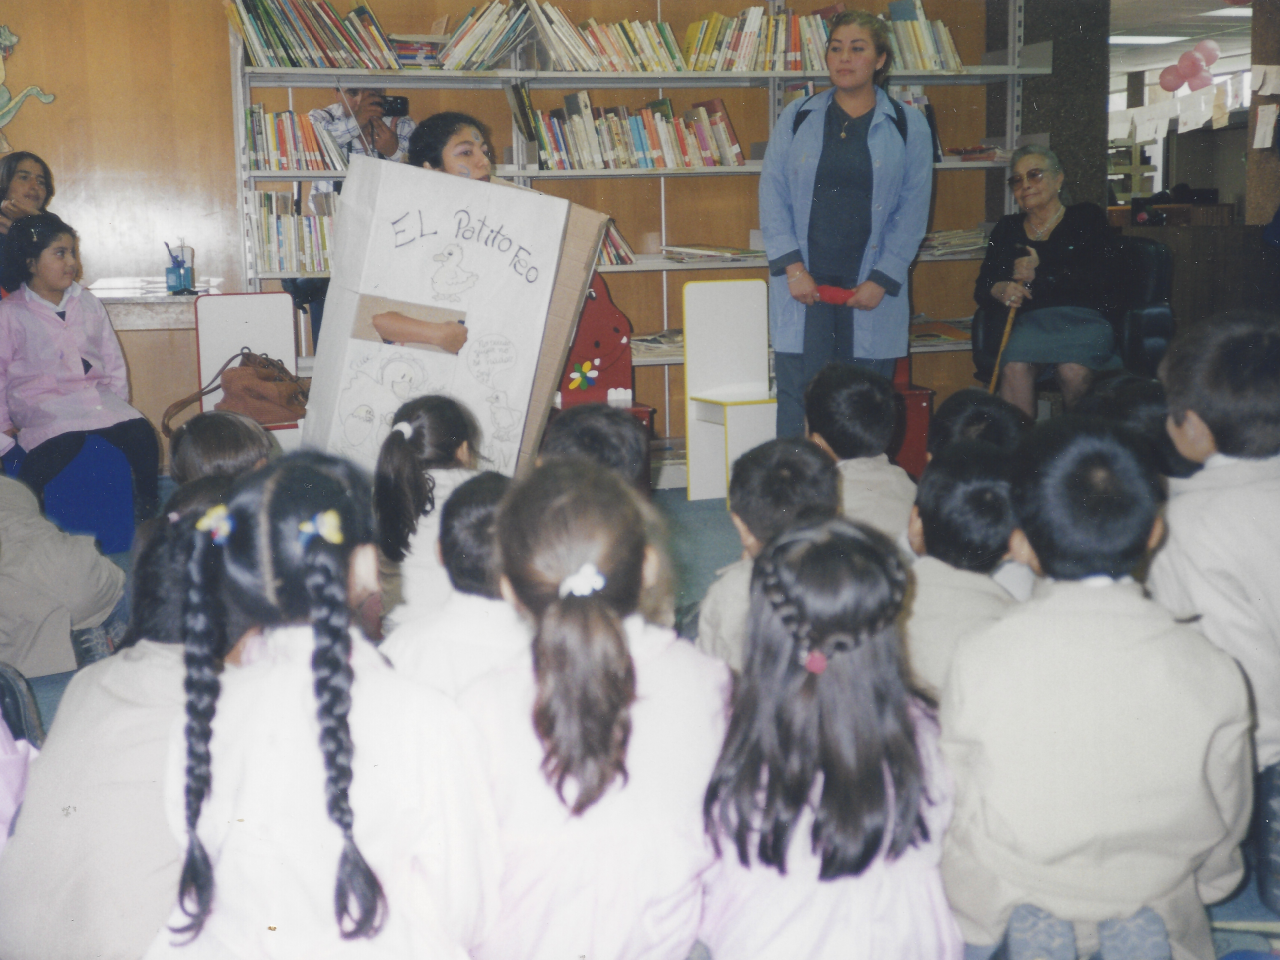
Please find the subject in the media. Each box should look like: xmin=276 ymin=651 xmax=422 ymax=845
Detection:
xmin=792 ymin=92 xmax=909 ymax=144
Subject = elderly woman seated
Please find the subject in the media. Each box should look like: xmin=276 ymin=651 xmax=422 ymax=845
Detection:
xmin=976 ymin=146 xmax=1121 ymax=418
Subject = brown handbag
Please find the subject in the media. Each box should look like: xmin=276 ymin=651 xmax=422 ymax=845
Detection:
xmin=162 ymin=348 xmax=310 ymax=437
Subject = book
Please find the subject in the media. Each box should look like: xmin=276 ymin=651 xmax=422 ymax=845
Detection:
xmin=691 ymin=98 xmax=744 ymax=165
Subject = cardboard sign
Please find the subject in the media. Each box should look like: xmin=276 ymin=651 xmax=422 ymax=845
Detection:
xmin=303 ymin=156 xmax=606 ymax=476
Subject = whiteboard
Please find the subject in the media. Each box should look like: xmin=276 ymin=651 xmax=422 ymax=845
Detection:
xmin=194 ymin=292 xmax=297 ymax=411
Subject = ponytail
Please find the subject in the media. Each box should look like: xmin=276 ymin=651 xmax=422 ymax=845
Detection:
xmin=172 ymin=532 xmax=226 ymax=939
xmin=532 ymin=591 xmax=636 ymax=813
xmin=304 ymin=541 xmax=386 ymax=937
xmin=500 ymin=460 xmax=650 ymax=815
xmin=374 ymin=428 xmax=434 ymax=562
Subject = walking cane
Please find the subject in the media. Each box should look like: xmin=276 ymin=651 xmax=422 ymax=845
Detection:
xmin=987 ymin=303 xmax=1018 ymax=394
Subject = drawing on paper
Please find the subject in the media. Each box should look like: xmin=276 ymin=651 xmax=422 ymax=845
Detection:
xmin=330 ymin=345 xmax=447 ymax=462
xmin=431 ymin=243 xmax=478 ymax=302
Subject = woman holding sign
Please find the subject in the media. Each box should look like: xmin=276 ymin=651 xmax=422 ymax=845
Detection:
xmin=760 ymin=10 xmax=933 ymax=438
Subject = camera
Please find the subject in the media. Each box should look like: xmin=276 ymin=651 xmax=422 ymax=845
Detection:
xmin=380 ymin=95 xmax=409 ymax=117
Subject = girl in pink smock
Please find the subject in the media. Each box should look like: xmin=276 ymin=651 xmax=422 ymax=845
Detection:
xmin=144 ymin=452 xmax=499 ymax=960
xmin=459 ymin=458 xmax=731 ymax=960
xmin=0 ymin=213 xmax=160 ymax=518
xmin=700 ymin=517 xmax=962 ymax=960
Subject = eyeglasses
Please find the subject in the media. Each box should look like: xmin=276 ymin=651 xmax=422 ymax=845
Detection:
xmin=1007 ymin=169 xmax=1046 ymax=189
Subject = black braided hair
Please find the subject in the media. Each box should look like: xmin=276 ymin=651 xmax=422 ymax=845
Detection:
xmin=374 ymin=395 xmax=478 ymax=562
xmin=172 ymin=452 xmax=385 ymax=940
xmin=498 ymin=459 xmax=647 ymax=815
xmin=704 ymin=517 xmax=927 ymax=881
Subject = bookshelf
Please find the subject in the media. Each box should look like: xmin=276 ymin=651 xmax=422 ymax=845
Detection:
xmin=228 ymin=0 xmax=1045 ymax=439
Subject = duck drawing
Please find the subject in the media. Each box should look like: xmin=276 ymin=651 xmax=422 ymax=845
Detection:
xmin=431 ymin=244 xmax=478 ymax=302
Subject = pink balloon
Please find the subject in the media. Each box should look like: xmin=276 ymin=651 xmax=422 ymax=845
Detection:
xmin=1188 ymin=70 xmax=1215 ymax=91
xmin=1194 ymin=39 xmax=1221 ymax=66
xmin=1178 ymin=50 xmax=1207 ymax=79
xmin=1159 ymin=65 xmax=1185 ymax=92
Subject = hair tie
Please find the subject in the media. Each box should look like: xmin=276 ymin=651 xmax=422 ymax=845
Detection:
xmin=195 ymin=504 xmax=232 ymax=545
xmin=299 ymin=509 xmax=344 ymax=547
xmin=167 ymin=510 xmax=181 ymax=524
xmin=392 ymin=421 xmax=413 ymax=439
xmin=559 ymin=562 xmax=605 ymax=598
xmin=802 ymin=649 xmax=827 ymax=675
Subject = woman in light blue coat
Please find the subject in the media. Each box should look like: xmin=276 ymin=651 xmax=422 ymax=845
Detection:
xmin=760 ymin=10 xmax=933 ymax=437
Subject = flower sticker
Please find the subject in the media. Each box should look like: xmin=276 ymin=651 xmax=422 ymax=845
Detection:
xmin=299 ymin=509 xmax=344 ymax=547
xmin=569 ymin=360 xmax=600 ymax=391
xmin=195 ymin=504 xmax=233 ymax=545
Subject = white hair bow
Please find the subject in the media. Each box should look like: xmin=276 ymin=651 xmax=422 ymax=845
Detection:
xmin=559 ymin=562 xmax=606 ymax=598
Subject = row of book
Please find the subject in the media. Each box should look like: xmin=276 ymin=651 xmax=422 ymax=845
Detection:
xmin=388 ymin=34 xmax=448 ymax=69
xmin=884 ymin=0 xmax=964 ymax=73
xmin=250 ymin=193 xmax=337 ymax=275
xmin=245 ymin=106 xmax=348 ymax=172
xmin=680 ymin=7 xmax=844 ymax=73
xmin=522 ymin=1 xmax=690 ymax=73
xmin=437 ymin=2 xmax=534 ymax=70
xmin=510 ymin=88 xmax=747 ymax=172
xmin=918 ymin=227 xmax=989 ymax=258
xmin=225 ymin=0 xmax=400 ymax=70
xmin=598 ymin=221 xmax=637 ymax=266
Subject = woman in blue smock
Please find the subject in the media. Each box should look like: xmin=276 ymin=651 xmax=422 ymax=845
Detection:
xmin=760 ymin=10 xmax=933 ymax=438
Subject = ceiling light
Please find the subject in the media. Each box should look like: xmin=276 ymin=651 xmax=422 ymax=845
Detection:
xmin=1109 ymin=36 xmax=1184 ymax=45
xmin=1199 ymin=7 xmax=1252 ymax=16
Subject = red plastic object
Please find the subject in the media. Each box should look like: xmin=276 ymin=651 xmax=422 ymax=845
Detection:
xmin=815 ymin=284 xmax=856 ymax=305
xmin=559 ymin=273 xmax=634 ymax=407
xmin=890 ymin=356 xmax=933 ymax=480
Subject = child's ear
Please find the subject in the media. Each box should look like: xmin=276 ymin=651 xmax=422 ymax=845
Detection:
xmin=641 ymin=544 xmax=661 ymax=591
xmin=907 ymin=505 xmax=926 ymax=557
xmin=457 ymin=439 xmax=474 ymax=467
xmin=499 ymin=574 xmax=522 ymax=611
xmin=1008 ymin=528 xmax=1042 ymax=576
xmin=1165 ymin=410 xmax=1217 ymax=464
xmin=729 ymin=511 xmax=763 ymax=558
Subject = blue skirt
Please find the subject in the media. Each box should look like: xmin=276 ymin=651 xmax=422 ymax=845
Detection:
xmin=1000 ymin=305 xmax=1123 ymax=370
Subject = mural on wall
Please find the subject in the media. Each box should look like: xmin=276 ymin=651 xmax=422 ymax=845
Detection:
xmin=0 ymin=26 xmax=54 ymax=153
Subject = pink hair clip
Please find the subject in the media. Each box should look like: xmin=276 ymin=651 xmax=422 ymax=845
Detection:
xmin=803 ymin=650 xmax=827 ymax=675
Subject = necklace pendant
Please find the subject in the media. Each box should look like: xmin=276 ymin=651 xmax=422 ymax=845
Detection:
xmin=840 ymin=130 xmax=846 ymax=139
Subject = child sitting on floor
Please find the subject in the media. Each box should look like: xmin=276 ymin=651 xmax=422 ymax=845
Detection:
xmin=541 ymin=402 xmax=649 ymax=493
xmin=804 ymin=362 xmax=916 ymax=538
xmin=1075 ymin=373 xmax=1201 ymax=479
xmin=381 ymin=471 xmax=527 ymax=699
xmin=0 ymin=476 xmax=230 ymax=960
xmin=700 ymin=518 xmax=961 ymax=960
xmin=1148 ymin=311 xmax=1280 ymax=913
xmin=697 ymin=439 xmax=839 ymax=672
xmin=375 ymin=395 xmax=479 ymax=623
xmin=903 ymin=440 xmax=1016 ymax=698
xmin=941 ymin=417 xmax=1252 ymax=960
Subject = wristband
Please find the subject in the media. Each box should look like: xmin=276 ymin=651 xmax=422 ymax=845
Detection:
xmin=786 ymin=272 xmax=806 ymax=284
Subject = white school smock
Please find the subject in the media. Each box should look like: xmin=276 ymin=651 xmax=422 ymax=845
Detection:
xmin=459 ymin=615 xmax=732 ymax=960
xmin=381 ymin=590 xmax=530 ymax=699
xmin=1148 ymin=453 xmax=1280 ymax=769
xmin=940 ymin=579 xmax=1252 ymax=960
xmin=0 ymin=640 xmax=185 ymax=960
xmin=143 ymin=625 xmax=501 ymax=960
xmin=837 ymin=454 xmax=917 ymax=540
xmin=699 ymin=703 xmax=961 ymax=960
xmin=396 ymin=466 xmax=479 ymax=619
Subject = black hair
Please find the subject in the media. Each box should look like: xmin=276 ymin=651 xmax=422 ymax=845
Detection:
xmin=1009 ymin=417 xmax=1166 ymax=580
xmin=926 ymin=388 xmax=1027 ymax=457
xmin=804 ymin=362 xmax=898 ymax=460
xmin=498 ymin=459 xmax=648 ymax=815
xmin=729 ymin=439 xmax=840 ymax=546
xmin=0 ymin=152 xmax=54 ymax=208
xmin=375 ymin=395 xmax=479 ymax=563
xmin=541 ymin=403 xmax=649 ymax=492
xmin=439 ymin=471 xmax=510 ymax=598
xmin=915 ymin=441 xmax=1014 ymax=574
xmin=1161 ymin=311 xmax=1280 ymax=459
xmin=705 ymin=518 xmax=930 ymax=880
xmin=408 ymin=112 xmax=492 ymax=170
xmin=1074 ymin=374 xmax=1201 ymax=479
xmin=168 ymin=412 xmax=274 ymax=486
xmin=173 ymin=452 xmax=385 ymax=941
xmin=122 ymin=476 xmax=236 ymax=650
xmin=0 ymin=212 xmax=76 ymax=293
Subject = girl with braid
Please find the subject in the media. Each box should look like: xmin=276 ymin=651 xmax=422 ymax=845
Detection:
xmin=700 ymin=518 xmax=961 ymax=960
xmin=459 ymin=459 xmax=731 ymax=960
xmin=144 ymin=452 xmax=500 ymax=959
